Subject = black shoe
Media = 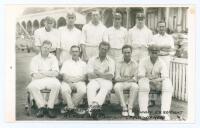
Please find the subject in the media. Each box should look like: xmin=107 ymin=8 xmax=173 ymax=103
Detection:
xmin=91 ymin=105 xmax=102 ymax=120
xmin=36 ymin=108 xmax=45 ymax=118
xmin=148 ymin=100 xmax=156 ymax=107
xmin=47 ymin=108 xmax=56 ymax=118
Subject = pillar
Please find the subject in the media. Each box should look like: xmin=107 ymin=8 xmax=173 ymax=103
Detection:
xmin=158 ymin=8 xmax=162 ymax=21
xmin=165 ymin=7 xmax=170 ymax=28
xmin=143 ymin=7 xmax=148 ymax=25
xmin=177 ymin=7 xmax=183 ymax=31
xmin=126 ymin=8 xmax=130 ymax=30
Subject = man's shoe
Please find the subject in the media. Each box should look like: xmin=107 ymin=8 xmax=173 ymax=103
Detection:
xmin=162 ymin=114 xmax=171 ymax=121
xmin=122 ymin=110 xmax=128 ymax=117
xmin=36 ymin=108 xmax=45 ymax=118
xmin=47 ymin=108 xmax=56 ymax=118
xmin=139 ymin=113 xmax=150 ymax=120
xmin=75 ymin=108 xmax=86 ymax=115
xmin=128 ymin=109 xmax=135 ymax=117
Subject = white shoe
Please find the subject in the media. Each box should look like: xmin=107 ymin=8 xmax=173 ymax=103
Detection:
xmin=163 ymin=114 xmax=171 ymax=121
xmin=122 ymin=110 xmax=128 ymax=117
xmin=128 ymin=109 xmax=135 ymax=117
xmin=139 ymin=113 xmax=149 ymax=119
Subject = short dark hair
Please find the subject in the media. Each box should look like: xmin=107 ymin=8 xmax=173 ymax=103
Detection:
xmin=122 ymin=44 xmax=132 ymax=53
xmin=42 ymin=40 xmax=52 ymax=46
xmin=99 ymin=41 xmax=110 ymax=50
xmin=70 ymin=45 xmax=81 ymax=51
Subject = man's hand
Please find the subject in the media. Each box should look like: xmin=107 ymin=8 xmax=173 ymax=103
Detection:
xmin=126 ymin=77 xmax=137 ymax=82
xmin=32 ymin=73 xmax=46 ymax=79
xmin=40 ymin=70 xmax=58 ymax=77
xmin=94 ymin=69 xmax=113 ymax=80
xmin=148 ymin=75 xmax=157 ymax=80
xmin=115 ymin=77 xmax=130 ymax=82
xmin=88 ymin=73 xmax=98 ymax=79
xmin=68 ymin=82 xmax=76 ymax=92
xmin=149 ymin=79 xmax=162 ymax=86
xmin=63 ymin=74 xmax=72 ymax=83
xmin=94 ymin=69 xmax=103 ymax=76
xmin=70 ymin=76 xmax=84 ymax=83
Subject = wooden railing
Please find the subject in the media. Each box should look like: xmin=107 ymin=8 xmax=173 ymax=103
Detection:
xmin=169 ymin=57 xmax=188 ymax=102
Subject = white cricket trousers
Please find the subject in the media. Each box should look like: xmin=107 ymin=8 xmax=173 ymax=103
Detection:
xmin=138 ymin=78 xmax=173 ymax=116
xmin=159 ymin=55 xmax=171 ymax=71
xmin=27 ymin=77 xmax=61 ymax=109
xmin=60 ymin=50 xmax=71 ymax=64
xmin=87 ymin=78 xmax=113 ymax=106
xmin=85 ymin=45 xmax=99 ymax=58
xmin=108 ymin=48 xmax=123 ymax=63
xmin=132 ymin=47 xmax=148 ymax=63
xmin=114 ymin=82 xmax=139 ymax=109
xmin=61 ymin=81 xmax=86 ymax=108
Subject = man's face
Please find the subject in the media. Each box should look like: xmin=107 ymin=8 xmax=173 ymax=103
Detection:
xmin=44 ymin=21 xmax=54 ymax=31
xmin=136 ymin=18 xmax=145 ymax=28
xmin=67 ymin=14 xmax=76 ymax=26
xmin=70 ymin=47 xmax=80 ymax=59
xmin=149 ymin=50 xmax=159 ymax=60
xmin=158 ymin=22 xmax=166 ymax=35
xmin=122 ymin=48 xmax=132 ymax=60
xmin=91 ymin=12 xmax=100 ymax=23
xmin=113 ymin=16 xmax=122 ymax=27
xmin=41 ymin=43 xmax=51 ymax=56
xmin=99 ymin=44 xmax=109 ymax=57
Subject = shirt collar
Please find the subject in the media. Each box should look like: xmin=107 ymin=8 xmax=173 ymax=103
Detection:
xmin=95 ymin=55 xmax=109 ymax=61
xmin=39 ymin=53 xmax=52 ymax=59
xmin=158 ymin=32 xmax=167 ymax=37
xmin=43 ymin=27 xmax=53 ymax=32
xmin=89 ymin=21 xmax=103 ymax=27
xmin=113 ymin=26 xmax=121 ymax=30
xmin=134 ymin=25 xmax=147 ymax=30
xmin=149 ymin=56 xmax=160 ymax=65
xmin=66 ymin=26 xmax=75 ymax=31
xmin=71 ymin=57 xmax=80 ymax=62
xmin=122 ymin=59 xmax=134 ymax=64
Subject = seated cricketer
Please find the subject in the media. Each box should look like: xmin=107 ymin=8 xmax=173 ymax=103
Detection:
xmin=60 ymin=45 xmax=87 ymax=112
xmin=138 ymin=44 xmax=173 ymax=120
xmin=114 ymin=44 xmax=138 ymax=117
xmin=87 ymin=41 xmax=115 ymax=115
xmin=27 ymin=40 xmax=61 ymax=118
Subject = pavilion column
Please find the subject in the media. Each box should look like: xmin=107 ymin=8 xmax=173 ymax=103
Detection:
xmin=177 ymin=7 xmax=183 ymax=30
xmin=126 ymin=8 xmax=130 ymax=30
xmin=158 ymin=8 xmax=162 ymax=21
xmin=101 ymin=9 xmax=106 ymax=24
xmin=143 ymin=7 xmax=148 ymax=25
xmin=112 ymin=8 xmax=116 ymax=15
xmin=165 ymin=7 xmax=170 ymax=28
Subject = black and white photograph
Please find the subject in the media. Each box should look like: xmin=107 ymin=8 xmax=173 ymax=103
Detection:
xmin=12 ymin=5 xmax=192 ymax=121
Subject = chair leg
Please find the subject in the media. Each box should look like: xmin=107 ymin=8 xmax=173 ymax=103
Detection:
xmin=25 ymin=92 xmax=32 ymax=116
